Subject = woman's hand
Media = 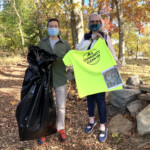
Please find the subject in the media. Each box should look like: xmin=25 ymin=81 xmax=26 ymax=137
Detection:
xmin=116 ymin=60 xmax=122 ymax=70
xmin=92 ymin=33 xmax=103 ymax=40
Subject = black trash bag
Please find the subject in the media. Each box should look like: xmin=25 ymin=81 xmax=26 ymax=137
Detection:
xmin=16 ymin=45 xmax=57 ymax=141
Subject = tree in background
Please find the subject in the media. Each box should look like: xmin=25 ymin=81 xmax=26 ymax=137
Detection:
xmin=70 ymin=0 xmax=84 ymax=48
xmin=34 ymin=0 xmax=43 ymax=40
xmin=0 ymin=0 xmax=149 ymax=60
xmin=97 ymin=0 xmax=150 ymax=64
xmin=114 ymin=0 xmax=126 ymax=66
xmin=12 ymin=0 xmax=25 ymax=53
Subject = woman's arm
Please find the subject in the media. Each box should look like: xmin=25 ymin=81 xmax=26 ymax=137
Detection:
xmin=106 ymin=35 xmax=118 ymax=61
xmin=106 ymin=35 xmax=122 ymax=69
xmin=76 ymin=36 xmax=93 ymax=51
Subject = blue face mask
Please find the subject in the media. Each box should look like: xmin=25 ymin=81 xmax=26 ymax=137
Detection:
xmin=89 ymin=24 xmax=100 ymax=31
xmin=48 ymin=28 xmax=59 ymax=37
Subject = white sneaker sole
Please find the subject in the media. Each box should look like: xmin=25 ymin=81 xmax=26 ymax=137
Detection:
xmin=99 ymin=128 xmax=108 ymax=142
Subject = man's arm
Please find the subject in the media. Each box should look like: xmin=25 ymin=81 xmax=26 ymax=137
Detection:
xmin=38 ymin=40 xmax=42 ymax=49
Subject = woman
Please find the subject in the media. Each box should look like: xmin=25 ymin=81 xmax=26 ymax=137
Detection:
xmin=38 ymin=18 xmax=71 ymax=144
xmin=76 ymin=13 xmax=122 ymax=142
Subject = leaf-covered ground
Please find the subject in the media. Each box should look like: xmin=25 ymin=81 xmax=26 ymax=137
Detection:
xmin=0 ymin=58 xmax=150 ymax=150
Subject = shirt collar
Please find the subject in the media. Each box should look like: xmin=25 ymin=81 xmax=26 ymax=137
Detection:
xmin=48 ymin=35 xmax=65 ymax=43
xmin=58 ymin=35 xmax=65 ymax=43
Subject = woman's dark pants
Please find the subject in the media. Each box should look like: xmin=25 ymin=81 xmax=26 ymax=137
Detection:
xmin=87 ymin=92 xmax=106 ymax=124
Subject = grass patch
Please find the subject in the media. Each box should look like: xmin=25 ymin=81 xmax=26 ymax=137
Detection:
xmin=0 ymin=55 xmax=23 ymax=66
xmin=126 ymin=58 xmax=150 ymax=66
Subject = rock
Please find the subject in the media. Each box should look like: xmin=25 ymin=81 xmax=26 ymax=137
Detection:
xmin=139 ymin=85 xmax=150 ymax=92
xmin=126 ymin=75 xmax=142 ymax=86
xmin=66 ymin=68 xmax=75 ymax=81
xmin=123 ymin=84 xmax=139 ymax=90
xmin=138 ymin=93 xmax=150 ymax=101
xmin=108 ymin=114 xmax=133 ymax=134
xmin=147 ymin=93 xmax=150 ymax=99
xmin=126 ymin=100 xmax=142 ymax=116
xmin=136 ymin=104 xmax=150 ymax=135
xmin=106 ymin=104 xmax=123 ymax=116
xmin=109 ymin=89 xmax=141 ymax=110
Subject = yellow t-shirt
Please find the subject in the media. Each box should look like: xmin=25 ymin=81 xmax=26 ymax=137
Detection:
xmin=63 ymin=38 xmax=123 ymax=98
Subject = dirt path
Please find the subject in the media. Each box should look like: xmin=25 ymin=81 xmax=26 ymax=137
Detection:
xmin=0 ymin=59 xmax=150 ymax=150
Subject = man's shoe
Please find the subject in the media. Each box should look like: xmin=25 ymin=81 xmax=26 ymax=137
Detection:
xmin=38 ymin=137 xmax=46 ymax=145
xmin=98 ymin=127 xmax=108 ymax=142
xmin=85 ymin=120 xmax=97 ymax=133
xmin=57 ymin=129 xmax=68 ymax=143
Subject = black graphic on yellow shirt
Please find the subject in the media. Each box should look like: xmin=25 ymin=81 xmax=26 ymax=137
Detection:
xmin=83 ymin=49 xmax=100 ymax=65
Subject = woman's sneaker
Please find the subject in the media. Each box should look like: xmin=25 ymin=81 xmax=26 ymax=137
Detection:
xmin=57 ymin=129 xmax=68 ymax=143
xmin=98 ymin=127 xmax=108 ymax=142
xmin=38 ymin=137 xmax=46 ymax=145
xmin=85 ymin=120 xmax=97 ymax=133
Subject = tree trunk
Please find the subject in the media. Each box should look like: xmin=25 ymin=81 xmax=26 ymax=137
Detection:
xmin=34 ymin=0 xmax=43 ymax=39
xmin=136 ymin=37 xmax=139 ymax=59
xmin=65 ymin=9 xmax=69 ymax=41
xmin=40 ymin=0 xmax=49 ymax=21
xmin=70 ymin=0 xmax=84 ymax=48
xmin=89 ymin=0 xmax=94 ymax=7
xmin=109 ymin=0 xmax=115 ymax=37
xmin=136 ymin=31 xmax=140 ymax=59
xmin=12 ymin=0 xmax=25 ymax=52
xmin=115 ymin=0 xmax=126 ymax=66
xmin=39 ymin=0 xmax=49 ymax=20
xmin=82 ymin=0 xmax=85 ymax=5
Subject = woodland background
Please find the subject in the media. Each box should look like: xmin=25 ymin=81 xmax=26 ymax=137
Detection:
xmin=0 ymin=1 xmax=150 ymax=150
xmin=0 ymin=0 xmax=150 ymax=65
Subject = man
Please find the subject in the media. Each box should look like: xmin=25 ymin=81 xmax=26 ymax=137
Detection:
xmin=38 ymin=18 xmax=70 ymax=144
